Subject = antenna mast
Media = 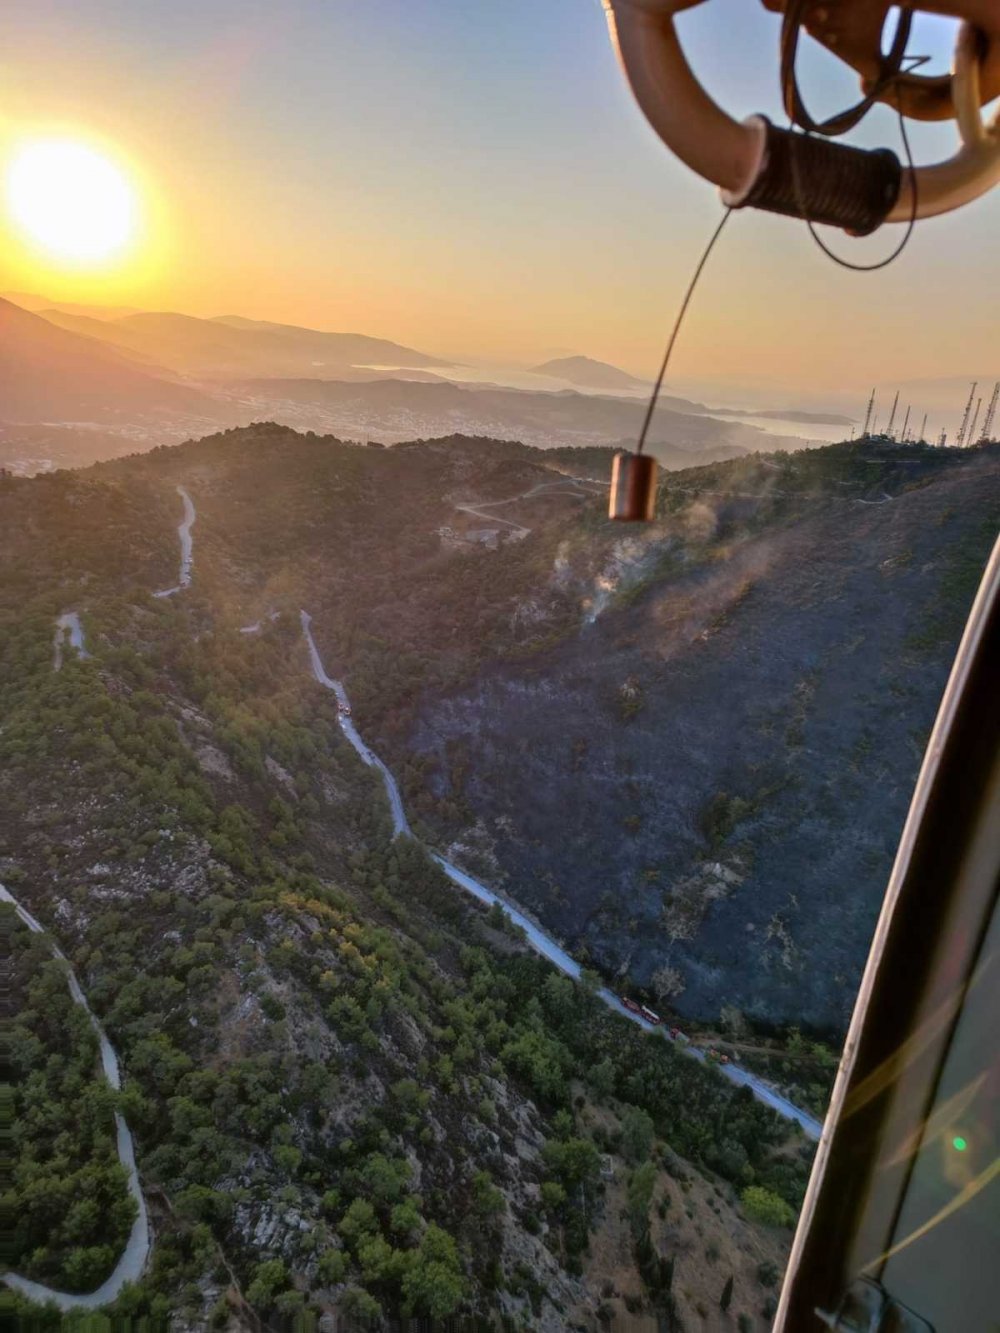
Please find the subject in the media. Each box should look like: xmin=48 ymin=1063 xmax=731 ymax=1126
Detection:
xmin=956 ymin=381 xmax=977 ymax=446
xmin=886 ymin=391 xmax=899 ymax=439
xmin=979 ymin=381 xmax=999 ymax=443
xmin=968 ymin=397 xmax=982 ymax=448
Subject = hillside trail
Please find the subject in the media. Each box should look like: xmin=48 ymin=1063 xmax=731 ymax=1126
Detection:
xmin=153 ymin=485 xmax=196 ymax=598
xmin=7 ymin=484 xmax=198 ymax=1308
xmin=453 ymin=476 xmax=601 ymax=537
xmin=1 ymin=885 xmax=151 ymax=1310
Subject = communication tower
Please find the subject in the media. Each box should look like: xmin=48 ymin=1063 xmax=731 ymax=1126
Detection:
xmin=956 ymin=382 xmax=978 ymax=446
xmin=978 ymin=381 xmax=998 ymax=443
xmin=886 ymin=391 xmax=899 ymax=439
xmin=968 ymin=398 xmax=982 ymax=448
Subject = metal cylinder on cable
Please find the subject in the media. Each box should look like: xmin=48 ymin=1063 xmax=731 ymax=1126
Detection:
xmin=610 ymin=451 xmax=658 ymax=522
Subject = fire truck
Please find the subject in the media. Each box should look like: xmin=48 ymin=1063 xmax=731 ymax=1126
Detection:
xmin=620 ymin=996 xmax=661 ymax=1025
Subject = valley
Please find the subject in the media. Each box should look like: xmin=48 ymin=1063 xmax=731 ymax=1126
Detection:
xmin=2 ymin=425 xmax=995 ymax=1329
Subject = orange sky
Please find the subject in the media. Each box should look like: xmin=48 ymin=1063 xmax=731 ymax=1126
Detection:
xmin=1 ymin=0 xmax=997 ymax=394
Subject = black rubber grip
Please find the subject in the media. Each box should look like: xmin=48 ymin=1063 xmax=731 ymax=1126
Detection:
xmin=732 ymin=120 xmax=903 ymax=236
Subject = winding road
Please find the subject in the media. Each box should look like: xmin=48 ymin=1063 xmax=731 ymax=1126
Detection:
xmin=454 ymin=477 xmax=604 ymax=539
xmin=3 ymin=496 xmax=202 ymax=1308
xmin=1 ymin=885 xmax=150 ymax=1309
xmin=300 ymin=613 xmax=823 ymax=1141
xmin=301 ymin=612 xmax=410 ymax=836
xmin=153 ymin=486 xmax=196 ymax=598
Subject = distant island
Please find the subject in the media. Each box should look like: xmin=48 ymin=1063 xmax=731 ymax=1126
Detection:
xmin=529 ymin=354 xmax=647 ymax=390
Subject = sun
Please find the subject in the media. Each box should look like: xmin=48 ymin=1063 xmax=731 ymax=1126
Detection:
xmin=5 ymin=138 xmax=138 ymax=265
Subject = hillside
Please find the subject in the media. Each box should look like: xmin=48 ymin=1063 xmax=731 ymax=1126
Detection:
xmin=0 ymin=299 xmax=222 ymax=426
xmin=1 ymin=430 xmax=812 ymax=1329
xmin=530 ymin=356 xmax=647 ymax=391
xmin=3 ymin=426 xmax=996 ymax=1326
xmin=31 ymin=306 xmax=450 ymax=380
xmin=402 ymin=442 xmax=1000 ymax=1031
xmin=53 ymin=424 xmax=994 ymax=1037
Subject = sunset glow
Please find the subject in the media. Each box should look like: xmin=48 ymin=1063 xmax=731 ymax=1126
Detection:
xmin=6 ymin=139 xmax=138 ymax=266
xmin=0 ymin=0 xmax=996 ymax=396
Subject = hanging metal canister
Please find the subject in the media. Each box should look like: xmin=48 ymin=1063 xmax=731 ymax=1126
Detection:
xmin=609 ymin=451 xmax=658 ymax=522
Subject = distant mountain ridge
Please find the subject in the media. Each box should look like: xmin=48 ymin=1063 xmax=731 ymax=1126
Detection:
xmin=1 ymin=290 xmax=141 ymax=320
xmin=5 ymin=295 xmax=450 ymax=381
xmin=0 ymin=298 xmax=828 ymax=474
xmin=0 ymin=299 xmax=221 ymax=424
xmin=530 ymin=354 xmax=647 ymax=390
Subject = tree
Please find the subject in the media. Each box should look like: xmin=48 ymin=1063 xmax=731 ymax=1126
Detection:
xmin=652 ymin=964 xmax=685 ymax=1002
xmin=317 ymin=1249 xmax=348 ymax=1285
xmin=589 ymin=1057 xmax=616 ymax=1100
xmin=741 ymin=1186 xmax=796 ymax=1228
xmin=357 ymin=1233 xmax=404 ymax=1285
xmin=579 ymin=967 xmax=603 ymax=996
xmin=620 ymin=1105 xmax=655 ymax=1164
xmin=542 ymin=1136 xmax=600 ymax=1191
xmin=353 ymin=1152 xmax=410 ymax=1206
xmin=540 ymin=1180 xmax=566 ymax=1214
xmin=246 ymin=1258 xmax=289 ymax=1310
xmin=340 ymin=1287 xmax=381 ymax=1320
xmin=389 ymin=1197 xmax=422 ymax=1238
xmin=626 ymin=1161 xmax=656 ymax=1240
xmin=401 ymin=1224 xmax=465 ymax=1319
xmin=339 ymin=1197 xmax=378 ymax=1245
xmin=471 ymin=1170 xmax=505 ymax=1219
xmin=720 ymin=1004 xmax=749 ymax=1041
xmin=721 ymin=1274 xmax=734 ymax=1311
xmin=501 ymin=1028 xmax=570 ymax=1102
xmin=487 ymin=901 xmax=508 ymax=930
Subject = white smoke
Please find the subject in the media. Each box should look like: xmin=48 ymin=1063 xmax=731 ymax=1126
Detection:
xmin=583 ymin=532 xmax=668 ymax=624
xmin=552 ymin=539 xmax=572 ymax=587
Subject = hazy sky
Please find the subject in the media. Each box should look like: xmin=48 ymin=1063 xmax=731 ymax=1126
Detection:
xmin=1 ymin=0 xmax=996 ymax=399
